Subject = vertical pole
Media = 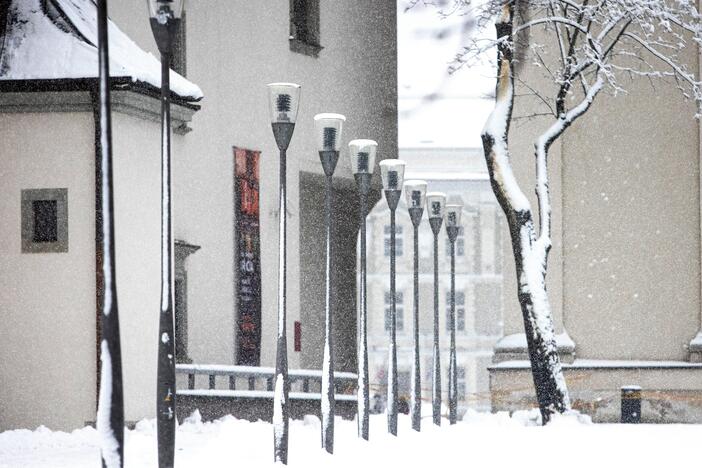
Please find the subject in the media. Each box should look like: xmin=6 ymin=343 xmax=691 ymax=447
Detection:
xmin=432 ymin=231 xmax=441 ymax=426
xmin=321 ymin=172 xmax=335 ymax=453
xmin=388 ymin=207 xmax=398 ymax=436
xmin=96 ymin=1 xmax=124 ymax=467
xmin=411 ymin=224 xmax=421 ymax=431
xmin=273 ymin=147 xmax=289 ymax=464
xmin=157 ymin=52 xmax=176 ymax=468
xmin=448 ymin=239 xmax=457 ymax=424
xmin=358 ymin=186 xmax=370 ymax=440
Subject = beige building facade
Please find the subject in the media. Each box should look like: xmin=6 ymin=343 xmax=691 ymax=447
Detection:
xmin=489 ymin=21 xmax=702 ymax=422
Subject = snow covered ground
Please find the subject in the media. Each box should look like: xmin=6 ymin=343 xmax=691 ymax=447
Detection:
xmin=1 ymin=409 xmax=700 ymax=467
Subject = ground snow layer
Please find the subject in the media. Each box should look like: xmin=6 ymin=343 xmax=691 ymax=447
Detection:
xmin=1 ymin=410 xmax=700 ymax=467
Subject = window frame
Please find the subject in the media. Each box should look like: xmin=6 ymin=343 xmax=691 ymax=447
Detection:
xmin=445 ymin=290 xmax=466 ymax=332
xmin=383 ymin=224 xmax=403 ymax=257
xmin=384 ymin=290 xmax=404 ymax=332
xmin=21 ymin=188 xmax=68 ymax=253
xmin=289 ymin=0 xmax=323 ymax=57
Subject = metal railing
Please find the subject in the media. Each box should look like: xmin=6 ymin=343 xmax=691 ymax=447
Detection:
xmin=176 ymin=364 xmax=357 ymax=401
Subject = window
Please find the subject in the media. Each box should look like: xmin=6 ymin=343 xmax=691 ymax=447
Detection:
xmin=473 ymin=212 xmax=482 ymax=274
xmin=445 ymin=227 xmax=465 ymax=257
xmin=384 ymin=291 xmax=404 ymax=332
xmin=21 ymin=188 xmax=68 ymax=253
xmin=289 ymin=0 xmax=322 ymax=57
xmin=457 ymin=367 xmax=466 ymax=403
xmin=383 ymin=224 xmax=403 ymax=257
xmin=172 ymin=12 xmax=187 ymax=76
xmin=445 ymin=291 xmax=465 ymax=332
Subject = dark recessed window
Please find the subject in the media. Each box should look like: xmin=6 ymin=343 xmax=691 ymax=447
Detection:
xmin=172 ymin=11 xmax=187 ymax=76
xmin=289 ymin=0 xmax=322 ymax=57
xmin=21 ymin=188 xmax=68 ymax=253
xmin=32 ymin=200 xmax=58 ymax=243
xmin=384 ymin=291 xmax=404 ymax=332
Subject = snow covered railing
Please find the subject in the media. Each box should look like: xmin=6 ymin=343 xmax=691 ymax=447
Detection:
xmin=176 ymin=364 xmax=357 ymax=399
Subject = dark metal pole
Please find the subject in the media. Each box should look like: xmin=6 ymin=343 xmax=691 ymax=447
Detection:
xmin=412 ymin=223 xmax=422 ymax=431
xmin=96 ymin=1 xmax=124 ymax=466
xmin=156 ymin=50 xmax=176 ymax=468
xmin=274 ymin=145 xmax=290 ymax=464
xmin=388 ymin=205 xmax=399 ymax=435
xmin=407 ymin=210 xmax=422 ymax=432
xmin=320 ymin=149 xmax=339 ymax=454
xmin=447 ymin=234 xmax=458 ymax=424
xmin=429 ymin=220 xmax=442 ymax=426
xmin=271 ymin=121 xmax=295 ymax=465
xmin=357 ymin=176 xmax=370 ymax=440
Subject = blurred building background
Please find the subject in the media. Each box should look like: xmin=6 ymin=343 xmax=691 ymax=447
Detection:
xmin=364 ymin=1 xmax=504 ymax=415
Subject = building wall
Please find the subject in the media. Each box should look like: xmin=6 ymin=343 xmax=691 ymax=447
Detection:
xmin=0 ymin=112 xmax=96 ymax=430
xmin=110 ymin=112 xmax=175 ymax=424
xmin=561 ymin=71 xmax=700 ymax=361
xmin=496 ymin=21 xmax=701 ymax=362
xmin=0 ymin=0 xmax=397 ymax=430
xmin=108 ymin=0 xmax=398 ymax=371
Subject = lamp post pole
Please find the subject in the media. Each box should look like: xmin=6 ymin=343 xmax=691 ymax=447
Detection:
xmin=148 ymin=2 xmax=183 ymax=466
xmin=315 ymin=113 xmax=346 ymax=454
xmin=267 ymin=83 xmax=301 ymax=465
xmin=379 ymin=160 xmax=406 ymax=436
xmin=445 ymin=204 xmax=463 ymax=425
xmin=404 ymin=180 xmax=427 ymax=432
xmin=349 ymin=140 xmax=378 ymax=441
xmin=96 ymin=1 xmax=124 ymax=467
xmin=427 ymin=192 xmax=446 ymax=426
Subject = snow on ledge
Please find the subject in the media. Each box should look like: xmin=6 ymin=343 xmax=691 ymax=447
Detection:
xmin=0 ymin=0 xmax=203 ymax=101
xmin=495 ymin=332 xmax=575 ymax=352
xmin=491 ymin=359 xmax=702 ymax=370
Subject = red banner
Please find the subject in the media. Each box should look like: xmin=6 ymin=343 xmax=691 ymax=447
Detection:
xmin=234 ymin=147 xmax=262 ymax=366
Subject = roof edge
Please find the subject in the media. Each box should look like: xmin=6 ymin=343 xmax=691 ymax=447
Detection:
xmin=0 ymin=77 xmax=201 ymax=110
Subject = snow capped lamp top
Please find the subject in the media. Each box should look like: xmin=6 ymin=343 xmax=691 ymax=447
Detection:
xmin=267 ymin=83 xmax=301 ymax=124
xmin=147 ymin=0 xmax=185 ymax=23
xmin=379 ymin=160 xmax=406 ymax=191
xmin=426 ymin=192 xmax=447 ymax=219
xmin=445 ymin=204 xmax=463 ymax=227
xmin=314 ymin=113 xmax=346 ymax=151
xmin=348 ymin=139 xmax=377 ymax=175
xmin=404 ymin=180 xmax=427 ymax=209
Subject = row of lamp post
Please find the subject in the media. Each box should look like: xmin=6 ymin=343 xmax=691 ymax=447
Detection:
xmin=97 ymin=0 xmax=466 ymax=464
xmin=267 ymin=84 xmax=467 ymax=460
xmin=265 ymin=82 xmax=387 ymax=461
xmin=381 ymin=170 xmax=465 ymax=431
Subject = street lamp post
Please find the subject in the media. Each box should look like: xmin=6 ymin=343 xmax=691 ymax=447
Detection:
xmin=379 ymin=159 xmax=406 ymax=436
xmin=267 ymin=82 xmax=301 ymax=465
xmin=96 ymin=1 xmax=124 ymax=467
xmin=147 ymin=1 xmax=184 ymax=466
xmin=445 ymin=203 xmax=463 ymax=425
xmin=314 ymin=113 xmax=346 ymax=454
xmin=348 ymin=139 xmax=377 ymax=441
xmin=426 ymin=192 xmax=446 ymax=426
xmin=403 ymin=180 xmax=427 ymax=432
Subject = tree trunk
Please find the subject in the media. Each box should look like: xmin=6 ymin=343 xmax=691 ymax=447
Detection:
xmin=480 ymin=1 xmax=570 ymax=423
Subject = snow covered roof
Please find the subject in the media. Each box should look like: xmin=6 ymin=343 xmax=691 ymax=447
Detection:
xmin=0 ymin=0 xmax=203 ymax=101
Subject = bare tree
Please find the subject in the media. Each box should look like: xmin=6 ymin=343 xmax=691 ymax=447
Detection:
xmin=439 ymin=0 xmax=702 ymax=422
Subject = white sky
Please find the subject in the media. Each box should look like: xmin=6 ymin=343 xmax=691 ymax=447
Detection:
xmin=397 ymin=0 xmax=495 ymax=149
